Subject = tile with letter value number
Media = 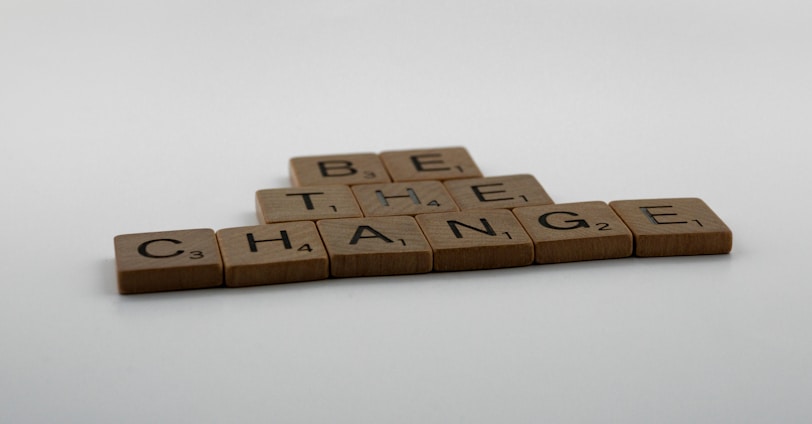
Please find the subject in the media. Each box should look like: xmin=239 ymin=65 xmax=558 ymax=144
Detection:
xmin=444 ymin=174 xmax=554 ymax=211
xmin=256 ymin=185 xmax=363 ymax=224
xmin=609 ymin=197 xmax=733 ymax=257
xmin=289 ymin=152 xmax=391 ymax=187
xmin=351 ymin=181 xmax=459 ymax=217
xmin=415 ymin=209 xmax=534 ymax=272
xmin=379 ymin=146 xmax=482 ymax=182
xmin=216 ymin=222 xmax=329 ymax=287
xmin=114 ymin=228 xmax=223 ymax=294
xmin=513 ymin=201 xmax=633 ymax=264
xmin=316 ymin=216 xmax=433 ymax=278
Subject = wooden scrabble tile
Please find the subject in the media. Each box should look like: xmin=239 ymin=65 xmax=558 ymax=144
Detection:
xmin=256 ymin=185 xmax=363 ymax=224
xmin=609 ymin=198 xmax=733 ymax=257
xmin=316 ymin=216 xmax=432 ymax=278
xmin=216 ymin=222 xmax=329 ymax=287
xmin=351 ymin=181 xmax=459 ymax=217
xmin=513 ymin=201 xmax=633 ymax=264
xmin=379 ymin=147 xmax=482 ymax=182
xmin=289 ymin=153 xmax=391 ymax=187
xmin=444 ymin=174 xmax=554 ymax=211
xmin=114 ymin=228 xmax=223 ymax=294
xmin=415 ymin=210 xmax=534 ymax=272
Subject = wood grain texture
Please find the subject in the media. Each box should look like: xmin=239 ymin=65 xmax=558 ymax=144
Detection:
xmin=114 ymin=228 xmax=223 ymax=294
xmin=379 ymin=147 xmax=482 ymax=182
xmin=216 ymin=222 xmax=329 ymax=287
xmin=316 ymin=216 xmax=432 ymax=278
xmin=289 ymin=153 xmax=391 ymax=187
xmin=415 ymin=210 xmax=534 ymax=272
xmin=351 ymin=181 xmax=459 ymax=217
xmin=256 ymin=185 xmax=363 ymax=224
xmin=513 ymin=201 xmax=633 ymax=264
xmin=609 ymin=198 xmax=733 ymax=257
xmin=444 ymin=174 xmax=553 ymax=211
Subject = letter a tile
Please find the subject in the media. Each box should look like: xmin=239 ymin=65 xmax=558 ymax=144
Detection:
xmin=256 ymin=185 xmax=363 ymax=224
xmin=513 ymin=201 xmax=633 ymax=264
xmin=317 ymin=216 xmax=433 ymax=278
xmin=216 ymin=222 xmax=329 ymax=287
xmin=114 ymin=228 xmax=223 ymax=294
xmin=289 ymin=153 xmax=391 ymax=187
xmin=379 ymin=147 xmax=482 ymax=182
xmin=609 ymin=197 xmax=733 ymax=257
xmin=415 ymin=210 xmax=534 ymax=272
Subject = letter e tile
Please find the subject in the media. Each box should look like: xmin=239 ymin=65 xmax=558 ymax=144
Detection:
xmin=444 ymin=174 xmax=553 ymax=210
xmin=379 ymin=147 xmax=482 ymax=182
xmin=609 ymin=197 xmax=733 ymax=257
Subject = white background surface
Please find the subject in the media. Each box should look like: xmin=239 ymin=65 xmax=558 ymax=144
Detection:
xmin=2 ymin=1 xmax=811 ymax=422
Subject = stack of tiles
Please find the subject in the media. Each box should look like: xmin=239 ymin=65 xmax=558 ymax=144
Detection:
xmin=114 ymin=147 xmax=733 ymax=294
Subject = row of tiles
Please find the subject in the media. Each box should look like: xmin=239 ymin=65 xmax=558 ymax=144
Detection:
xmin=257 ymin=174 xmax=552 ymax=224
xmin=114 ymin=198 xmax=732 ymax=294
xmin=288 ymin=146 xmax=484 ymax=187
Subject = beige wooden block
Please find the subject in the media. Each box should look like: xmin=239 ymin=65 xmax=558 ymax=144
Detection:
xmin=114 ymin=228 xmax=223 ymax=294
xmin=216 ymin=222 xmax=329 ymax=287
xmin=513 ymin=201 xmax=633 ymax=264
xmin=351 ymin=181 xmax=459 ymax=217
xmin=256 ymin=185 xmax=363 ymax=224
xmin=379 ymin=147 xmax=482 ymax=182
xmin=609 ymin=198 xmax=733 ymax=257
xmin=444 ymin=174 xmax=553 ymax=211
xmin=415 ymin=210 xmax=534 ymax=272
xmin=316 ymin=216 xmax=432 ymax=277
xmin=289 ymin=153 xmax=391 ymax=187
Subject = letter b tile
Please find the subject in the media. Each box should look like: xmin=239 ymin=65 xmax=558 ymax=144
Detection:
xmin=289 ymin=153 xmax=391 ymax=187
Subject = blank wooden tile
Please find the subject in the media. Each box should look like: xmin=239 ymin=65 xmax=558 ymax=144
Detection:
xmin=609 ymin=198 xmax=733 ymax=257
xmin=114 ymin=228 xmax=223 ymax=294
xmin=444 ymin=174 xmax=554 ymax=210
xmin=513 ymin=201 xmax=633 ymax=264
xmin=317 ymin=216 xmax=432 ymax=278
xmin=379 ymin=147 xmax=482 ymax=182
xmin=216 ymin=222 xmax=329 ymax=287
xmin=256 ymin=185 xmax=363 ymax=224
xmin=415 ymin=210 xmax=534 ymax=272
xmin=289 ymin=153 xmax=391 ymax=187
xmin=351 ymin=181 xmax=459 ymax=217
